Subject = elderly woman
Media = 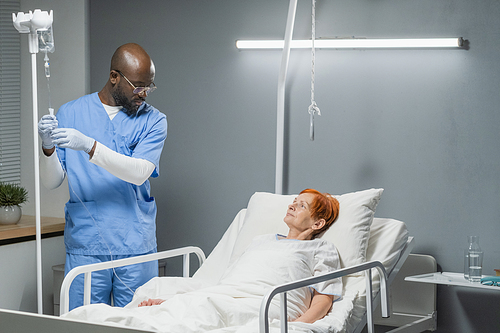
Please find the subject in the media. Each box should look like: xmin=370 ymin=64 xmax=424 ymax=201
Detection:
xmin=140 ymin=189 xmax=340 ymax=321
xmin=66 ymin=189 xmax=341 ymax=331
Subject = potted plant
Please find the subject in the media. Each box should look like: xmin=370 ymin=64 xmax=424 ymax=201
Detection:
xmin=0 ymin=182 xmax=28 ymax=225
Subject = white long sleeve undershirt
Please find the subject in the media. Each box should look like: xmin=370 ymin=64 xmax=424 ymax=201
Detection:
xmin=90 ymin=142 xmax=155 ymax=186
xmin=40 ymin=149 xmax=66 ymax=190
xmin=40 ymin=143 xmax=155 ymax=189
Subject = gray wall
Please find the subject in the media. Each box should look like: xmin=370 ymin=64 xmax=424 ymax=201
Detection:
xmin=88 ymin=1 xmax=499 ymax=332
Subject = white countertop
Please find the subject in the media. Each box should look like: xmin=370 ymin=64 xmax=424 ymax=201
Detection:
xmin=405 ymin=272 xmax=500 ymax=291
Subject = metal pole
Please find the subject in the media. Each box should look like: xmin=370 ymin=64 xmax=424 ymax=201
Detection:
xmin=275 ymin=0 xmax=298 ymax=195
xmin=31 ymin=48 xmax=43 ymax=314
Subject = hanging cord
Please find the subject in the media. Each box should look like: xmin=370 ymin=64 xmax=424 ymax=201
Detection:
xmin=308 ymin=0 xmax=321 ymax=141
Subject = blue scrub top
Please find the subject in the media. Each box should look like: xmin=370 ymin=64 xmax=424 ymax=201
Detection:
xmin=56 ymin=92 xmax=167 ymax=255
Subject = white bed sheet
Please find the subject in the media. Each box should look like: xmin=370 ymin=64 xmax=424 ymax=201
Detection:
xmin=65 ymin=233 xmax=343 ymax=333
xmin=65 ymin=278 xmax=336 ymax=333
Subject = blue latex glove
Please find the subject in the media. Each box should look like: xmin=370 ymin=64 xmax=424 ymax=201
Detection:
xmin=38 ymin=115 xmax=58 ymax=149
xmin=51 ymin=128 xmax=96 ymax=153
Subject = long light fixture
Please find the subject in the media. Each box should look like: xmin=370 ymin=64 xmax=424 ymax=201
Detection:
xmin=236 ymin=37 xmax=464 ymax=49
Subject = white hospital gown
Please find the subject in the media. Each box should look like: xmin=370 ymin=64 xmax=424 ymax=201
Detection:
xmin=219 ymin=234 xmax=342 ymax=317
xmin=65 ymin=234 xmax=342 ymax=332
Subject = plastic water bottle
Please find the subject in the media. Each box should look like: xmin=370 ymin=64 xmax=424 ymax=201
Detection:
xmin=465 ymin=236 xmax=483 ymax=283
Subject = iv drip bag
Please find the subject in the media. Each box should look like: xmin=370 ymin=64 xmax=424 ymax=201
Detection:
xmin=38 ymin=26 xmax=54 ymax=53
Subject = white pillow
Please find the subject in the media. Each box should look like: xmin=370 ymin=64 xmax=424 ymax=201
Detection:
xmin=229 ymin=188 xmax=384 ymax=269
xmin=324 ymin=189 xmax=384 ymax=268
xmin=366 ymin=218 xmax=409 ymax=273
xmin=229 ymin=192 xmax=293 ymax=264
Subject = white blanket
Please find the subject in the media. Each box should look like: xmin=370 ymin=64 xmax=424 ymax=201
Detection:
xmin=64 ymin=235 xmax=343 ymax=333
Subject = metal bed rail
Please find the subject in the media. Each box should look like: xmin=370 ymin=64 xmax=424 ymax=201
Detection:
xmin=60 ymin=246 xmax=206 ymax=315
xmin=352 ymin=236 xmax=415 ymax=333
xmin=259 ymin=260 xmax=390 ymax=333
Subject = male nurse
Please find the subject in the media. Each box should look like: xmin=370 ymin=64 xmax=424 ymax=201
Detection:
xmin=38 ymin=43 xmax=167 ymax=310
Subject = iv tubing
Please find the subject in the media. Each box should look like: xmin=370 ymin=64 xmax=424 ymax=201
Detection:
xmin=275 ymin=0 xmax=298 ymax=195
xmin=44 ymin=51 xmax=54 ymax=115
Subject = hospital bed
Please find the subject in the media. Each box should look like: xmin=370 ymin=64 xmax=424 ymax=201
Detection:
xmin=0 ymin=189 xmax=428 ymax=333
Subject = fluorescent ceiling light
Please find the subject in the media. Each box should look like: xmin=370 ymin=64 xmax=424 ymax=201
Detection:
xmin=236 ymin=38 xmax=464 ymax=49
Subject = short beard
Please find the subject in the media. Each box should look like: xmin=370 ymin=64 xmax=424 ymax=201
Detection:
xmin=111 ymin=86 xmax=139 ymax=116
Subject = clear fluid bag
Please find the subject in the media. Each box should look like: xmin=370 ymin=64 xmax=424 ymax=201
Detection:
xmin=38 ymin=25 xmax=54 ymax=53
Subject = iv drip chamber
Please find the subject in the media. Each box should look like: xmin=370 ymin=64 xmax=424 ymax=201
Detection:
xmin=44 ymin=52 xmax=50 ymax=78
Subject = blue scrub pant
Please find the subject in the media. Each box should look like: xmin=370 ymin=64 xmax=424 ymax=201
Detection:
xmin=65 ymin=250 xmax=158 ymax=311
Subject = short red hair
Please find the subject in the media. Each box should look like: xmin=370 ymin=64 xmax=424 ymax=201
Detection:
xmin=300 ymin=189 xmax=340 ymax=238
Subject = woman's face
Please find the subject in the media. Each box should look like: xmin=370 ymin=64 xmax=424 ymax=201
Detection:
xmin=283 ymin=193 xmax=317 ymax=233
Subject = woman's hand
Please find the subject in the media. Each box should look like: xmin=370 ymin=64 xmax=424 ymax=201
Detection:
xmin=138 ymin=298 xmax=165 ymax=307
xmin=292 ymin=290 xmax=334 ymax=323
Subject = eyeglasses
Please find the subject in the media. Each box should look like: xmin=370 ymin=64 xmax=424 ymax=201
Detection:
xmin=115 ymin=70 xmax=157 ymax=96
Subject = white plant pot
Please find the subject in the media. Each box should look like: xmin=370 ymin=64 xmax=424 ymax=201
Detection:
xmin=0 ymin=205 xmax=22 ymax=225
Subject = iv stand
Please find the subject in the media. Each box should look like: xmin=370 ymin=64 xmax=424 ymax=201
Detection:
xmin=12 ymin=9 xmax=54 ymax=315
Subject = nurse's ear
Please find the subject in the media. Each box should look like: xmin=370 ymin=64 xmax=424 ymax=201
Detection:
xmin=110 ymin=70 xmax=120 ymax=85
